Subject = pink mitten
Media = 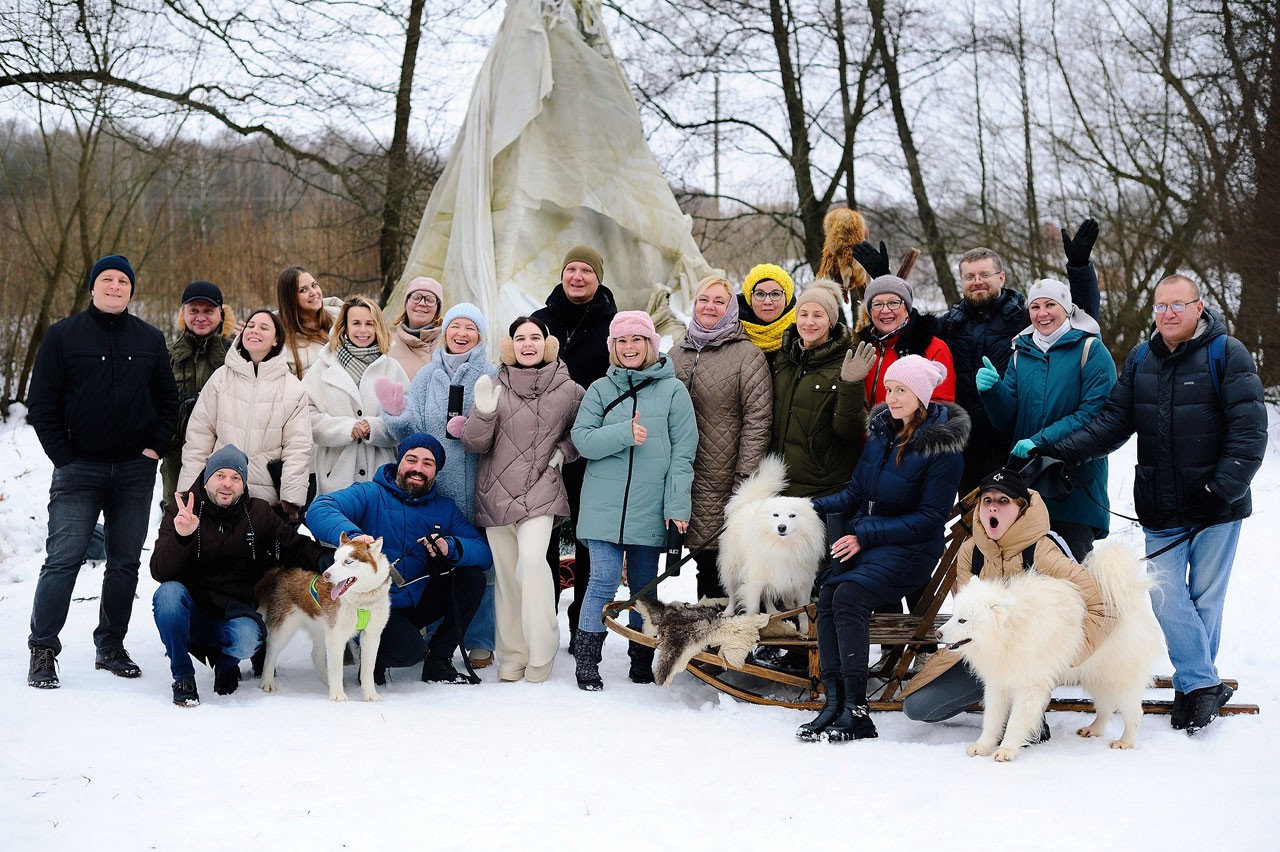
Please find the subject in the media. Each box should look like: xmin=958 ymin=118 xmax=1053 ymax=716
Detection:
xmin=446 ymin=415 xmax=468 ymax=438
xmin=375 ymin=377 xmax=405 ymax=416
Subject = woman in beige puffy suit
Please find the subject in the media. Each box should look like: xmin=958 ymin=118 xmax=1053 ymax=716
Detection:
xmin=462 ymin=316 xmax=583 ymax=683
xmin=180 ymin=309 xmax=313 ymax=522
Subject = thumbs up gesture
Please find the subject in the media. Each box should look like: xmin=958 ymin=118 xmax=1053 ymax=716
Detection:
xmin=975 ymin=356 xmax=1001 ymax=392
xmin=631 ymin=410 xmax=648 ymax=446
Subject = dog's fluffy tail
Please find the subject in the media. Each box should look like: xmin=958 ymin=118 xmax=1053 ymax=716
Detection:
xmin=727 ymin=455 xmax=789 ymax=514
xmin=1083 ymin=541 xmax=1153 ymax=617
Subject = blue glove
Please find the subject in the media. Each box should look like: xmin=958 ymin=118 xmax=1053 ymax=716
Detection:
xmin=975 ymin=356 xmax=1001 ymax=392
xmin=1011 ymin=439 xmax=1036 ymax=458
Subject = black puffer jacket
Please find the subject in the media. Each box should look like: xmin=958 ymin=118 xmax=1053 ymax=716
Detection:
xmin=1049 ymin=310 xmax=1266 ymax=530
xmin=28 ymin=305 xmax=178 ymax=468
xmin=532 ymin=283 xmax=618 ymax=390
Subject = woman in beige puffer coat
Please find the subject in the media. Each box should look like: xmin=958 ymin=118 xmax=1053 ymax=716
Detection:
xmin=462 ymin=316 xmax=583 ymax=683
xmin=180 ymin=309 xmax=313 ymax=521
xmin=671 ymin=275 xmax=773 ymax=599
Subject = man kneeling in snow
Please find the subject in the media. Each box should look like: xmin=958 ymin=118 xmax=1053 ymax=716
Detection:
xmin=151 ymin=445 xmax=329 ymax=707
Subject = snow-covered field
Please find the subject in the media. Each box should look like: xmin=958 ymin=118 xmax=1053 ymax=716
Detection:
xmin=2 ymin=403 xmax=1276 ymax=850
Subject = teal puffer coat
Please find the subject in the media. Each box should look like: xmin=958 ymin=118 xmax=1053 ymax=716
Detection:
xmin=572 ymin=356 xmax=698 ymax=547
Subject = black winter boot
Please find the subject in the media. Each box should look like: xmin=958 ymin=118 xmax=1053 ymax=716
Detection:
xmin=172 ymin=677 xmax=200 ymax=707
xmin=214 ymin=664 xmax=240 ymax=696
xmin=825 ymin=675 xmax=878 ymax=742
xmin=1170 ymin=690 xmax=1189 ymax=730
xmin=575 ymin=631 xmax=606 ymax=691
xmin=95 ymin=647 xmax=142 ymax=678
xmin=1186 ymin=682 xmax=1233 ymax=735
xmin=627 ymin=641 xmax=656 ymax=684
xmin=797 ymin=677 xmax=844 ymax=742
xmin=29 ymin=646 xmax=59 ymax=689
xmin=567 ymin=627 xmax=579 ymax=658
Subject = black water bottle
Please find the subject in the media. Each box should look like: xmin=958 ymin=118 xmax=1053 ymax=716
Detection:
xmin=446 ymin=384 xmax=464 ymax=439
xmin=665 ymin=524 xmax=685 ymax=576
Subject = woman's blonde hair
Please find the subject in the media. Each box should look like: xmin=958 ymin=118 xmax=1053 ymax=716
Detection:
xmin=609 ymin=337 xmax=658 ymax=370
xmin=330 ymin=296 xmax=391 ymax=354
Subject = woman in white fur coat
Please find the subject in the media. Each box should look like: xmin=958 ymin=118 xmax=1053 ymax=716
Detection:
xmin=180 ymin=308 xmax=313 ymax=522
xmin=302 ymin=297 xmax=409 ymax=495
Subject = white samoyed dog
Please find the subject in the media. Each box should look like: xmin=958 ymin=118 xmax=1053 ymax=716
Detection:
xmin=718 ymin=455 xmax=827 ymax=630
xmin=936 ymin=541 xmax=1164 ymax=761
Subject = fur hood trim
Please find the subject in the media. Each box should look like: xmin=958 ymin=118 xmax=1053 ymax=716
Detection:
xmin=499 ymin=334 xmax=560 ymax=366
xmin=867 ymin=400 xmax=970 ymax=457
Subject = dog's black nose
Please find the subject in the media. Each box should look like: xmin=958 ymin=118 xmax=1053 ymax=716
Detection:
xmin=776 ymin=524 xmax=787 ymax=535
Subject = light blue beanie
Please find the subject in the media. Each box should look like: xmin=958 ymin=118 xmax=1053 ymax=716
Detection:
xmin=441 ymin=302 xmax=487 ymax=339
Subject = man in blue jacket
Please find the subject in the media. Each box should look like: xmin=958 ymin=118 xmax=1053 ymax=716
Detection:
xmin=306 ymin=433 xmax=491 ymax=684
xmin=1047 ymin=275 xmax=1267 ymax=736
xmin=27 ymin=254 xmax=179 ymax=689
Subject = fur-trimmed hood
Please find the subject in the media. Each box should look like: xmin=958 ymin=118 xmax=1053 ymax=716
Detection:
xmin=867 ymin=400 xmax=970 ymax=457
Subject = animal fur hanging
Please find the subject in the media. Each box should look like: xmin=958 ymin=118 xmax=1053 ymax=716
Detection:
xmin=816 ymin=208 xmax=869 ymax=302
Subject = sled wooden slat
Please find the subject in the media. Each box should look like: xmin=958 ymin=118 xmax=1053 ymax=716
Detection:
xmin=600 ymin=490 xmax=1257 ymax=717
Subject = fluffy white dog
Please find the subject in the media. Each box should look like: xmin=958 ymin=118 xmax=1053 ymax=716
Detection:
xmin=718 ymin=455 xmax=826 ymax=627
xmin=937 ymin=541 xmax=1164 ymax=761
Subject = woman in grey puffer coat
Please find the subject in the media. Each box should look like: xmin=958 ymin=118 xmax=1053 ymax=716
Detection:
xmin=462 ymin=317 xmax=583 ymax=683
xmin=671 ymin=275 xmax=772 ymax=599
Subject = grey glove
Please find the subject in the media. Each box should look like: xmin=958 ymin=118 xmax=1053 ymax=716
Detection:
xmin=841 ymin=342 xmax=877 ymax=383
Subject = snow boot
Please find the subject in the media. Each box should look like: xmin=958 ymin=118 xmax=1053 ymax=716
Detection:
xmin=214 ymin=664 xmax=240 ymax=696
xmin=28 ymin=646 xmax=59 ymax=689
xmin=796 ymin=677 xmax=844 ymax=742
xmin=825 ymin=675 xmax=878 ymax=742
xmin=1170 ymin=690 xmax=1189 ymax=730
xmin=95 ymin=647 xmax=141 ymax=678
xmin=627 ymin=641 xmax=656 ymax=684
xmin=421 ymin=655 xmax=477 ymax=685
xmin=1186 ymin=682 xmax=1233 ymax=735
xmin=172 ymin=677 xmax=200 ymax=707
xmin=575 ymin=631 xmax=606 ymax=691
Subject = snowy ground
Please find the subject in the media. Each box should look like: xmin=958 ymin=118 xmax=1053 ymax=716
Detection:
xmin=2 ymin=403 xmax=1277 ymax=850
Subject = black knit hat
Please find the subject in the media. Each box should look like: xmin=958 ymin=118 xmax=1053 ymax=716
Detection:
xmin=88 ymin=254 xmax=136 ymax=293
xmin=977 ymin=468 xmax=1031 ymax=502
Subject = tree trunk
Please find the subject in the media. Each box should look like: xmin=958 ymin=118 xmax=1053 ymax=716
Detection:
xmin=868 ymin=0 xmax=957 ymax=302
xmin=379 ymin=0 xmax=427 ymax=305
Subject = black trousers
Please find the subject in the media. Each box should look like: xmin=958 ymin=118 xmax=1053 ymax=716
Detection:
xmin=692 ymin=548 xmax=727 ymax=601
xmin=547 ymin=457 xmax=592 ymax=629
xmin=958 ymin=441 xmax=1011 ymax=499
xmin=376 ymin=567 xmax=485 ymax=669
xmin=815 ymin=580 xmax=885 ymax=699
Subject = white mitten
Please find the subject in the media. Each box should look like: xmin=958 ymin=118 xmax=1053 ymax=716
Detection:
xmin=548 ymin=448 xmax=564 ymax=470
xmin=473 ymin=374 xmax=502 ymax=414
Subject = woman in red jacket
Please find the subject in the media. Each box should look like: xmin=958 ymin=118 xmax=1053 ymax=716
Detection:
xmin=858 ymin=275 xmax=955 ymax=408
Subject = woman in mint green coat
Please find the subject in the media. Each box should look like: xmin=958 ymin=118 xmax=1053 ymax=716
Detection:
xmin=570 ymin=311 xmax=697 ymax=691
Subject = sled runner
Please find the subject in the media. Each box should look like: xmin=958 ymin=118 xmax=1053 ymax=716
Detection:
xmin=601 ymin=492 xmax=1260 ymax=717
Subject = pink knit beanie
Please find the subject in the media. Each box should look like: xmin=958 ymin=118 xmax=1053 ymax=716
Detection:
xmin=608 ymin=310 xmax=661 ymax=355
xmin=404 ymin=276 xmax=444 ymax=306
xmin=883 ymin=354 xmax=947 ymax=407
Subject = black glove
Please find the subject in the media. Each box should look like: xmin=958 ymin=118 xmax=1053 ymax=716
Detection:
xmin=1061 ymin=217 xmax=1099 ymax=267
xmin=314 ymin=549 xmax=336 ymax=572
xmin=1188 ymin=484 xmax=1228 ymax=524
xmin=851 ymin=240 xmax=891 ymax=279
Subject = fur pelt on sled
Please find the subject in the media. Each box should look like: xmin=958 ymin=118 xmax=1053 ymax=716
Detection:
xmin=634 ymin=598 xmax=803 ymax=687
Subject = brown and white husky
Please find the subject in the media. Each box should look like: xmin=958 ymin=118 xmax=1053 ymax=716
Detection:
xmin=256 ymin=534 xmax=393 ymax=702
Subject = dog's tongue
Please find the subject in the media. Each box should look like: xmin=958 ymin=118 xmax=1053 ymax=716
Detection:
xmin=330 ymin=578 xmax=355 ymax=601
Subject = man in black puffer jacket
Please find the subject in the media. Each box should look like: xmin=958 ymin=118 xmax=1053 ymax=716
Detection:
xmin=532 ymin=246 xmax=617 ymax=649
xmin=26 ymin=254 xmax=179 ymax=688
xmin=1046 ymin=275 xmax=1266 ymax=736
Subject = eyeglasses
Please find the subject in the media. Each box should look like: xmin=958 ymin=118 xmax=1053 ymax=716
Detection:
xmin=869 ymin=299 xmax=905 ymax=311
xmin=408 ymin=293 xmax=439 ymax=306
xmin=1153 ymin=299 xmax=1200 ymax=314
xmin=961 ymin=271 xmax=1002 ymax=284
xmin=752 ymin=289 xmax=786 ymax=302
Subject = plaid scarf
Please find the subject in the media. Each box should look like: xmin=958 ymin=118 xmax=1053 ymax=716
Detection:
xmin=337 ymin=337 xmax=381 ymax=385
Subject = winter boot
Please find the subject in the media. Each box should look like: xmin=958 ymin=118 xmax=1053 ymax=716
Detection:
xmin=1170 ymin=690 xmax=1189 ymax=730
xmin=796 ymin=677 xmax=845 ymax=742
xmin=825 ymin=675 xmax=878 ymax=742
xmin=172 ymin=677 xmax=200 ymax=707
xmin=421 ymin=654 xmax=478 ymax=685
xmin=567 ymin=627 xmax=579 ymax=658
xmin=214 ymin=664 xmax=240 ymax=696
xmin=28 ymin=646 xmax=59 ymax=689
xmin=575 ymin=631 xmax=606 ymax=691
xmin=1186 ymin=682 xmax=1233 ymax=735
xmin=95 ymin=647 xmax=142 ymax=678
xmin=627 ymin=641 xmax=656 ymax=684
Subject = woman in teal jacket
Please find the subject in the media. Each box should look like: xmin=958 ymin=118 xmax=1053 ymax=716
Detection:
xmin=571 ymin=311 xmax=697 ymax=691
xmin=976 ymin=279 xmax=1116 ymax=559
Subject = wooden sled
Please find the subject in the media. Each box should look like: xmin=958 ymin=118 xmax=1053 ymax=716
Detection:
xmin=602 ymin=493 xmax=1260 ymax=717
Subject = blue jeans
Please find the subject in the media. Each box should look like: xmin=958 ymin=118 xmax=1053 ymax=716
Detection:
xmin=462 ymin=567 xmax=496 ymax=653
xmin=1145 ymin=521 xmax=1241 ymax=693
xmin=152 ymin=582 xmax=264 ymax=680
xmin=29 ymin=456 xmax=157 ymax=654
xmin=578 ymin=541 xmax=660 ymax=634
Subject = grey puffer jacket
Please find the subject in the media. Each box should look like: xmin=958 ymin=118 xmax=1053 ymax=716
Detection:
xmin=462 ymin=358 xmax=584 ymax=528
xmin=671 ymin=323 xmax=773 ymax=547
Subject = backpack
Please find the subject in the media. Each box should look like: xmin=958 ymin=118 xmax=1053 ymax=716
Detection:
xmin=1132 ymin=334 xmax=1226 ymax=396
xmin=970 ymin=530 xmax=1070 ymax=577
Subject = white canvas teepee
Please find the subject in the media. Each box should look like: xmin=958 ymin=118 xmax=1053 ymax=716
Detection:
xmin=390 ymin=0 xmax=713 ymax=327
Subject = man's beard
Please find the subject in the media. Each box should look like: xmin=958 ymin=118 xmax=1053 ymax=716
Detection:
xmin=397 ymin=471 xmax=432 ymax=496
xmin=964 ymin=287 xmax=999 ymax=306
